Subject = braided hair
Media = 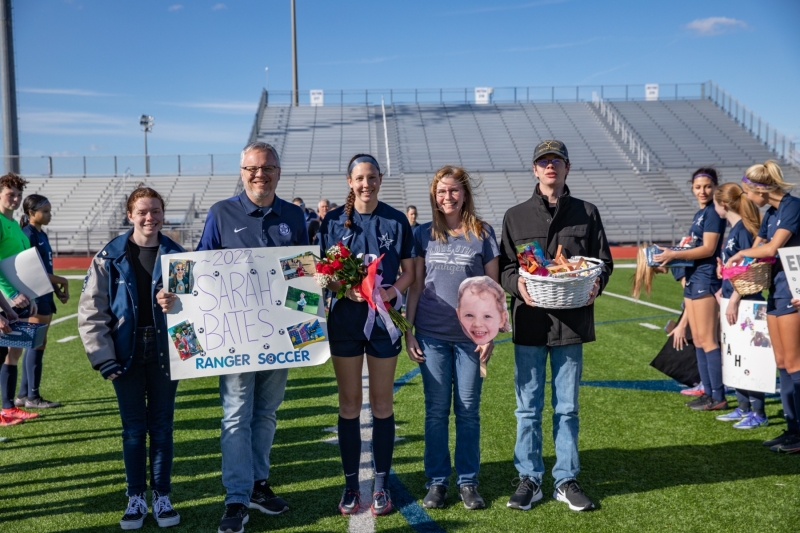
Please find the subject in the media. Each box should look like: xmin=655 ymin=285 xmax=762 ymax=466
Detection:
xmin=344 ymin=153 xmax=381 ymax=229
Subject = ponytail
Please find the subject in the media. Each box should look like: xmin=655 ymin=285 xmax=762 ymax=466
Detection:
xmin=743 ymin=159 xmax=794 ymax=193
xmin=631 ymin=245 xmax=656 ymax=298
xmin=714 ymin=182 xmax=762 ymax=239
xmin=19 ymin=214 xmax=29 ymax=229
xmin=343 ymin=190 xmax=356 ymax=229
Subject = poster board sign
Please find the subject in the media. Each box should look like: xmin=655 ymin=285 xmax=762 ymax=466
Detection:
xmin=720 ymin=297 xmax=777 ymax=393
xmin=310 ymin=89 xmax=324 ymax=106
xmin=778 ymin=246 xmax=800 ymax=300
xmin=161 ymin=246 xmax=330 ymax=380
xmin=0 ymin=247 xmax=53 ymax=299
xmin=645 ymin=83 xmax=659 ymax=101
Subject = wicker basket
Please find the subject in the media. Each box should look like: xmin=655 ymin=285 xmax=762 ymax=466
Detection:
xmin=519 ymin=257 xmax=604 ymax=309
xmin=730 ymin=261 xmax=772 ymax=296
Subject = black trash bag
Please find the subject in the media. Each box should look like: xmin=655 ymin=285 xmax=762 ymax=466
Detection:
xmin=649 ymin=313 xmax=700 ymax=387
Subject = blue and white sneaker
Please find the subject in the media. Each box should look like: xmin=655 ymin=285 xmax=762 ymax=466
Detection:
xmin=733 ymin=412 xmax=769 ymax=429
xmin=715 ymin=407 xmax=747 ymax=422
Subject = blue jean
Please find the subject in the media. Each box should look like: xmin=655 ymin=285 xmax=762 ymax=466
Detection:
xmin=219 ymin=368 xmax=288 ymax=505
xmin=112 ymin=328 xmax=179 ymax=497
xmin=513 ymin=343 xmax=583 ymax=489
xmin=417 ymin=332 xmax=483 ymax=488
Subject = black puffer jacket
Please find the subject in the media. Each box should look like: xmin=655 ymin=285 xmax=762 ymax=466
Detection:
xmin=499 ymin=185 xmax=613 ymax=347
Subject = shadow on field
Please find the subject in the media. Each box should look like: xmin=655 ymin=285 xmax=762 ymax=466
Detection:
xmin=471 ymin=439 xmax=800 ymax=506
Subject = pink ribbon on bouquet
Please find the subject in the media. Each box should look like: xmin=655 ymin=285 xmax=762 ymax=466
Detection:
xmin=359 ymin=254 xmax=401 ymax=344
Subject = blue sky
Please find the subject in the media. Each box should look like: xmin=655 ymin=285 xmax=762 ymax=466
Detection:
xmin=6 ymin=0 xmax=799 ymax=162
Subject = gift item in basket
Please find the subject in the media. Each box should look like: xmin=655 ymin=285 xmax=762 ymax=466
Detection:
xmin=0 ymin=322 xmax=48 ymax=348
xmin=721 ymin=258 xmax=774 ymax=296
xmin=519 ymin=257 xmax=604 ymax=309
xmin=645 ymin=245 xmax=694 ymax=268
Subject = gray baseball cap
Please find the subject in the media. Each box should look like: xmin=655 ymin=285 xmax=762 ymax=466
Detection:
xmin=532 ymin=140 xmax=569 ymax=162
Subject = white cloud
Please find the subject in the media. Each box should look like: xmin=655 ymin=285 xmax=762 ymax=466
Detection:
xmin=158 ymin=101 xmax=257 ymax=114
xmin=89 ymin=144 xmax=102 ymax=151
xmin=168 ymin=4 xmax=183 ymax=12
xmin=686 ymin=17 xmax=747 ymax=36
xmin=19 ymin=87 xmax=117 ymax=97
xmin=212 ymin=3 xmax=227 ymax=10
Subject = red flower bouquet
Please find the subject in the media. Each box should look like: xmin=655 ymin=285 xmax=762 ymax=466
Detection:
xmin=314 ymin=241 xmax=410 ymax=336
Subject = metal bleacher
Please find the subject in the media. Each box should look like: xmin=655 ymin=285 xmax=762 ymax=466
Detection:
xmin=31 ymin=83 xmax=797 ymax=252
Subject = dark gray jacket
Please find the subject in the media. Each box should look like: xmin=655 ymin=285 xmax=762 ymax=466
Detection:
xmin=499 ymin=185 xmax=613 ymax=346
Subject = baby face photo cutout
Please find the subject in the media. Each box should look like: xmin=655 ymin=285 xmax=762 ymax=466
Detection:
xmin=456 ymin=276 xmax=511 ymax=345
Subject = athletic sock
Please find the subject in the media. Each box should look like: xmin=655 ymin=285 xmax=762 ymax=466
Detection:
xmin=372 ymin=414 xmax=395 ymax=491
xmin=748 ymin=390 xmax=766 ymax=416
xmin=789 ymin=370 xmax=800 ymax=434
xmin=705 ymin=348 xmax=724 ymax=401
xmin=338 ymin=415 xmax=361 ymax=491
xmin=779 ymin=368 xmax=798 ymax=432
xmin=694 ymin=347 xmax=711 ymax=396
xmin=28 ymin=348 xmax=44 ymax=398
xmin=734 ymin=390 xmax=751 ymax=412
xmin=1 ymin=364 xmax=18 ymax=410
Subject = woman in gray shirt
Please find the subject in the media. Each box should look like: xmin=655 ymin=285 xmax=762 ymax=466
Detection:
xmin=405 ymin=165 xmax=500 ymax=511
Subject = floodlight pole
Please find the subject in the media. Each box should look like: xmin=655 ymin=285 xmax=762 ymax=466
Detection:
xmin=140 ymin=115 xmax=154 ymax=176
xmin=291 ymin=0 xmax=298 ymax=106
xmin=0 ymin=0 xmax=20 ymax=174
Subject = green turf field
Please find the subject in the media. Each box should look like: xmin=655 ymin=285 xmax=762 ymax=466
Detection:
xmin=0 ymin=267 xmax=798 ymax=532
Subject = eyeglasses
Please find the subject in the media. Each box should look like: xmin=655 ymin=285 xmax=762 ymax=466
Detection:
xmin=534 ymin=158 xmax=567 ymax=168
xmin=241 ymin=165 xmax=279 ymax=175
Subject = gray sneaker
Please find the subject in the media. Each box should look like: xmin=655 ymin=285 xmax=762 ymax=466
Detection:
xmin=553 ymin=480 xmax=595 ymax=511
xmin=459 ymin=484 xmax=485 ymax=510
xmin=25 ymin=397 xmax=62 ymax=409
xmin=422 ymin=484 xmax=446 ymax=509
xmin=13 ymin=396 xmax=25 ymax=407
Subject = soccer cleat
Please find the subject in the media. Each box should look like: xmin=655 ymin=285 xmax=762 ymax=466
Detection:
xmin=13 ymin=396 xmax=26 ymax=407
xmin=1 ymin=407 xmax=39 ymax=420
xmin=152 ymin=490 xmax=180 ymax=528
xmin=25 ymin=397 xmax=62 ymax=409
xmin=685 ymin=394 xmax=711 ymax=408
xmin=777 ymin=436 xmax=800 ymax=454
xmin=422 ymin=484 xmax=447 ymax=509
xmin=0 ymin=414 xmax=22 ymax=426
xmin=680 ymin=384 xmax=704 ymax=396
xmin=249 ymin=480 xmax=288 ymax=515
xmin=688 ymin=396 xmax=727 ymax=411
xmin=338 ymin=489 xmax=360 ymax=515
xmin=506 ymin=477 xmax=542 ymax=511
xmin=120 ymin=493 xmax=148 ymax=530
xmin=553 ymin=480 xmax=595 ymax=512
xmin=733 ymin=412 xmax=768 ymax=430
xmin=459 ymin=484 xmax=485 ymax=510
xmin=762 ymin=430 xmax=798 ymax=448
xmin=716 ymin=407 xmax=748 ymax=421
xmin=218 ymin=503 xmax=249 ymax=533
xmin=370 ymin=489 xmax=393 ymax=516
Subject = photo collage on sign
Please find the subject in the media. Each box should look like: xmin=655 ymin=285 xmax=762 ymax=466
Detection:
xmin=279 ymin=251 xmax=326 ymax=348
xmin=168 ymin=320 xmax=204 ymax=360
xmin=739 ymin=302 xmax=771 ymax=348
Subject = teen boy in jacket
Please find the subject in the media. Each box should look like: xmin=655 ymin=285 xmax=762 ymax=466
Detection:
xmin=499 ymin=140 xmax=613 ymax=512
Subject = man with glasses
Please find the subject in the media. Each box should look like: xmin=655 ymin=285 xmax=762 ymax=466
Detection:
xmin=498 ymin=140 xmax=613 ymax=513
xmin=164 ymin=141 xmax=308 ymax=533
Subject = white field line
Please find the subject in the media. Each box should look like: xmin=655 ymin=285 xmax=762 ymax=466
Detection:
xmin=64 ymin=275 xmax=86 ymax=279
xmin=51 ymin=313 xmax=78 ymax=325
xmin=638 ymin=323 xmax=661 ymax=330
xmin=349 ymin=358 xmax=375 ymax=533
xmin=603 ymin=291 xmax=681 ymax=314
xmin=56 ymin=335 xmax=79 ymax=343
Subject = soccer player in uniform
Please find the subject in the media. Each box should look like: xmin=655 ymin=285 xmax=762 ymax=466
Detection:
xmin=318 ymin=154 xmax=415 ymax=517
xmin=726 ymin=160 xmax=800 ymax=453
xmin=712 ymin=183 xmax=768 ymax=429
xmin=158 ymin=141 xmax=308 ymax=533
xmin=655 ymin=168 xmax=727 ymax=412
xmin=0 ymin=173 xmax=40 ymax=424
xmin=15 ymin=194 xmax=69 ymax=409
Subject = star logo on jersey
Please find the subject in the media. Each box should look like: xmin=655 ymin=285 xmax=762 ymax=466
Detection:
xmin=777 ymin=219 xmax=781 ymax=227
xmin=695 ymin=214 xmax=704 ymax=227
xmin=279 ymin=223 xmax=290 ymax=235
xmin=378 ymin=233 xmax=394 ymax=250
xmin=726 ymin=238 xmax=735 ymax=251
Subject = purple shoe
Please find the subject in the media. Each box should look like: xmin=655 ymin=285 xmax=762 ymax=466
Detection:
xmin=733 ymin=412 xmax=768 ymax=429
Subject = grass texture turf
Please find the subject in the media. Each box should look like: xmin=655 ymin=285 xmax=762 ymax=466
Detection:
xmin=0 ymin=268 xmax=798 ymax=532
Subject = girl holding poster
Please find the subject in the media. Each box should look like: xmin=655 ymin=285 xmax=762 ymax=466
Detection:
xmin=404 ymin=165 xmax=501 ymax=510
xmin=318 ymin=154 xmax=415 ymax=517
xmin=726 ymin=160 xmax=800 ymax=453
xmin=655 ymin=168 xmax=727 ymax=412
xmin=713 ymin=183 xmax=768 ymax=429
xmin=78 ymin=186 xmax=184 ymax=529
xmin=14 ymin=194 xmax=70 ymax=410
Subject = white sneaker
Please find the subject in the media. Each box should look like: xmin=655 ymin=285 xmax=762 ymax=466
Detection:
xmin=152 ymin=490 xmax=181 ymax=528
xmin=120 ymin=494 xmax=148 ymax=530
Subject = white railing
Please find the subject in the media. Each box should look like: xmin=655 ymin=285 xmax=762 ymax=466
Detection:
xmin=592 ymin=93 xmax=651 ymax=172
